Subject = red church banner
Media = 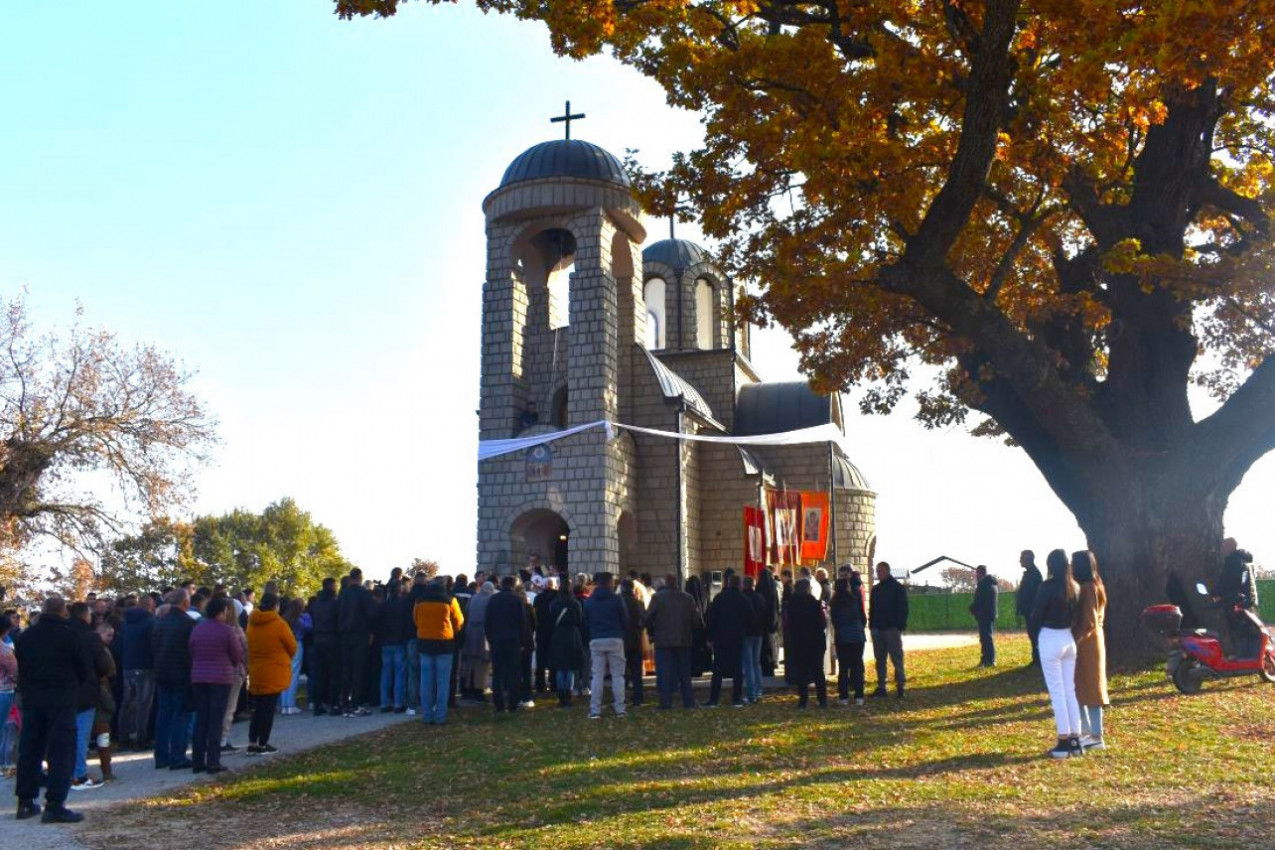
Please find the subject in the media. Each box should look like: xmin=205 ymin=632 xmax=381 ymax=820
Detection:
xmin=799 ymin=491 xmax=830 ymax=562
xmin=743 ymin=506 xmax=766 ymax=577
xmin=765 ymin=489 xmax=802 ymax=567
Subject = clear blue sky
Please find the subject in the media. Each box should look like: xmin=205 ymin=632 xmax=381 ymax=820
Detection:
xmin=3 ymin=1 xmax=1271 ymax=582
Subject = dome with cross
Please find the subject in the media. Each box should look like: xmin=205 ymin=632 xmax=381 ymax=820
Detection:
xmin=499 ymin=139 xmax=631 ymax=190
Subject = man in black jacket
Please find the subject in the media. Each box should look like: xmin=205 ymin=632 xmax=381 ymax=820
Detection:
xmin=740 ymin=576 xmax=767 ymax=704
xmin=15 ymin=596 xmax=93 ymax=823
xmin=307 ymin=577 xmax=341 ymax=716
xmin=338 ymin=569 xmax=378 ymax=716
xmin=374 ymin=582 xmax=411 ymax=713
xmin=868 ymin=562 xmax=909 ymax=698
xmin=705 ymin=574 xmax=754 ymax=708
xmin=151 ymin=590 xmax=196 ymax=769
xmin=969 ymin=565 xmax=1000 ymax=668
xmin=532 ymin=579 xmax=558 ymax=693
xmin=1016 ymin=550 xmax=1044 ymax=667
xmin=484 ymin=576 xmax=530 ymax=713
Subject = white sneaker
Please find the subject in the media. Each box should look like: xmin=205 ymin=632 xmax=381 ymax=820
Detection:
xmin=1080 ymin=734 xmax=1107 ymax=751
xmin=518 ymin=700 xmax=535 ymax=709
xmin=405 ymin=708 xmax=417 ymax=716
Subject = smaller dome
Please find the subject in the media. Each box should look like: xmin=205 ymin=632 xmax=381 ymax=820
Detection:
xmin=643 ymin=238 xmax=709 ymax=271
xmin=500 ymin=140 xmax=630 ymax=189
xmin=832 ymin=454 xmax=872 ymax=492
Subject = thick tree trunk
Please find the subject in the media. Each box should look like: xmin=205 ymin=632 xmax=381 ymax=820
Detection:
xmin=1076 ymin=476 xmax=1226 ymax=668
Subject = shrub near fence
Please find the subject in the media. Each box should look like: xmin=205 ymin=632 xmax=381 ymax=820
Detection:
xmin=905 ymin=580 xmax=1274 ymax=632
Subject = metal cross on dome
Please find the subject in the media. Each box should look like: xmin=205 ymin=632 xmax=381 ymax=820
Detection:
xmin=550 ymin=101 xmax=585 ymax=140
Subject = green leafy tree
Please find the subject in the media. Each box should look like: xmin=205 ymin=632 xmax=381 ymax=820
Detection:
xmin=97 ymin=518 xmax=199 ymax=594
xmin=190 ymin=498 xmax=355 ymax=598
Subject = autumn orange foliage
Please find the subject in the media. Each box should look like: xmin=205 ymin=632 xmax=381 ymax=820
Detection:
xmin=338 ymin=0 xmax=1275 ymax=662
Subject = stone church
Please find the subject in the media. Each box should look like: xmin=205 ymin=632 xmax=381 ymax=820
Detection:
xmin=476 ymin=135 xmax=876 ymax=580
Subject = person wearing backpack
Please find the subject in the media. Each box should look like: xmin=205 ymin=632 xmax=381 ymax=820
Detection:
xmin=830 ymin=574 xmax=867 ymax=705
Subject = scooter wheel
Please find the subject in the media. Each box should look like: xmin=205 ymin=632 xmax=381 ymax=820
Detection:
xmin=1173 ymin=658 xmax=1203 ymax=694
xmin=1260 ymin=651 xmax=1275 ymax=684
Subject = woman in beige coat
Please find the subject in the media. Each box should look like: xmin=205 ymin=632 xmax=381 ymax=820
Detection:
xmin=1071 ymin=550 xmax=1109 ymax=750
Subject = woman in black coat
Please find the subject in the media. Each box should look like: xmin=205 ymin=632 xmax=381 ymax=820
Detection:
xmin=705 ymin=574 xmax=753 ymax=707
xmin=829 ymin=575 xmax=867 ymax=704
xmin=547 ymin=587 xmax=585 ymax=707
xmin=785 ymin=579 xmax=828 ymax=708
xmin=685 ymin=575 xmax=711 ymax=677
xmin=756 ymin=569 xmax=781 ymax=676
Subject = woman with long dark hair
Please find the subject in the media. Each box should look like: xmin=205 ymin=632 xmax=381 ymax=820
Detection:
xmin=1071 ymin=550 xmax=1109 ymax=751
xmin=1030 ymin=549 xmax=1083 ymax=758
xmin=830 ymin=574 xmax=867 ymax=705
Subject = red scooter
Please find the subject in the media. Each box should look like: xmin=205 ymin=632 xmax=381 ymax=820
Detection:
xmin=1142 ymin=579 xmax=1275 ymax=694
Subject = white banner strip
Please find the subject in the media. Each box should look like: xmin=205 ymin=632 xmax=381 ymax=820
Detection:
xmin=477 ymin=420 xmax=612 ymax=462
xmin=478 ymin=420 xmax=841 ymax=462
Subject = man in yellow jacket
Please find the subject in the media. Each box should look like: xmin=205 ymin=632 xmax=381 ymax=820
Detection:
xmin=413 ymin=578 xmax=464 ymax=725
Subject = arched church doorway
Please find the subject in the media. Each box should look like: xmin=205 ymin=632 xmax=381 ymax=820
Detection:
xmin=510 ymin=509 xmax=570 ymax=574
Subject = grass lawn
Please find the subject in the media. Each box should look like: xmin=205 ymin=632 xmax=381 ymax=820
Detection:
xmin=85 ymin=635 xmax=1274 ymax=849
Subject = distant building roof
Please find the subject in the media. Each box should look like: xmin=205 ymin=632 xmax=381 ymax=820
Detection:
xmin=734 ymin=382 xmax=840 ymax=436
xmin=640 ymin=346 xmax=715 ymax=421
xmin=500 ymin=139 xmax=631 ymax=189
xmin=642 ymin=238 xmax=709 ymax=272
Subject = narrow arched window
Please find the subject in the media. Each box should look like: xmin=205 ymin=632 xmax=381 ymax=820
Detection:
xmin=695 ymin=278 xmax=715 ymax=350
xmin=548 ymin=262 xmax=573 ymax=331
xmin=644 ymin=278 xmax=666 ymax=349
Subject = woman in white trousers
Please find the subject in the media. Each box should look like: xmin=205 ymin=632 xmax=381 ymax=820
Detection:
xmin=1030 ymin=549 xmax=1082 ymax=758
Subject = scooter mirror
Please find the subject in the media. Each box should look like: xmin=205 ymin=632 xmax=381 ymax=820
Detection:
xmin=1195 ymin=582 xmax=1209 ymax=595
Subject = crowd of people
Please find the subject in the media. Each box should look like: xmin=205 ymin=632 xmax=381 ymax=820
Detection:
xmin=3 ymin=541 xmax=1259 ymax=822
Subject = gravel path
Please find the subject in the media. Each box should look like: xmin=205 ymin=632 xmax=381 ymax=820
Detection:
xmin=2 ymin=709 xmax=416 ymax=850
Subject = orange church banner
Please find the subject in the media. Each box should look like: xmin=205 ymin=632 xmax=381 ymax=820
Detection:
xmin=799 ymin=491 xmax=830 ymax=562
xmin=743 ymin=506 xmax=766 ymax=577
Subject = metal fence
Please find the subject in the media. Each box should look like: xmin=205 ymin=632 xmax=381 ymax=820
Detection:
xmin=905 ymin=580 xmax=1275 ymax=632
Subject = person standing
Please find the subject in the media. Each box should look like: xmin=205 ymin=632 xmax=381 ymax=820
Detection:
xmin=188 ymin=597 xmax=243 ymax=774
xmin=116 ymin=595 xmax=156 ymax=750
xmin=413 ymin=577 xmax=464 ymax=725
xmin=645 ymin=574 xmax=700 ymax=710
xmin=1071 ymin=550 xmax=1109 ymax=751
xmin=740 ymin=576 xmax=766 ymax=704
xmin=375 ymin=581 xmax=409 ymax=714
xmin=548 ymin=583 xmax=586 ymax=706
xmin=218 ymin=606 xmax=249 ymax=753
xmin=1031 ymin=549 xmax=1083 ymax=759
xmin=868 ymin=562 xmax=909 ymax=698
xmin=68 ymin=602 xmax=111 ymax=791
xmin=245 ymin=593 xmax=297 ymax=756
xmin=969 ymin=565 xmax=1000 ymax=668
xmin=462 ymin=582 xmax=495 ymax=702
xmin=485 ymin=576 xmax=531 ymax=713
xmin=756 ymin=568 xmax=780 ymax=677
xmin=533 ymin=578 xmax=559 ymax=694
xmin=151 ymin=590 xmax=197 ymax=770
xmin=90 ymin=620 xmax=118 ymax=783
xmin=14 ymin=596 xmax=93 ymax=823
xmin=0 ymin=614 xmax=18 ymax=779
xmin=1017 ymin=550 xmax=1044 ymax=667
xmin=705 ymin=573 xmax=752 ymax=708
xmin=307 ymin=577 xmax=341 ymax=716
xmin=517 ymin=582 xmax=537 ymax=709
xmin=583 ymin=572 xmax=629 ymax=719
xmin=404 ymin=572 xmax=429 ymax=715
xmin=619 ymin=579 xmax=646 ymax=708
xmin=786 ymin=579 xmax=828 ymax=708
xmin=337 ymin=569 xmax=377 ymax=717
xmin=830 ymin=574 xmax=867 ymax=705
xmin=280 ymin=598 xmax=312 ymax=715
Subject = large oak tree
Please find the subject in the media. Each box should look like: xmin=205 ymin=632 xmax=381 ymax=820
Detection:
xmin=338 ymin=0 xmax=1275 ymax=661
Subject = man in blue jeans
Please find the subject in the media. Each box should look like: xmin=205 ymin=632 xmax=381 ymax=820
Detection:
xmin=151 ymin=591 xmax=196 ymax=769
xmin=644 ymin=574 xmax=702 ymax=710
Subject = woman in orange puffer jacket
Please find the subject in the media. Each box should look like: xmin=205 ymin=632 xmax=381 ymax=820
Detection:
xmin=246 ymin=594 xmax=297 ymax=755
